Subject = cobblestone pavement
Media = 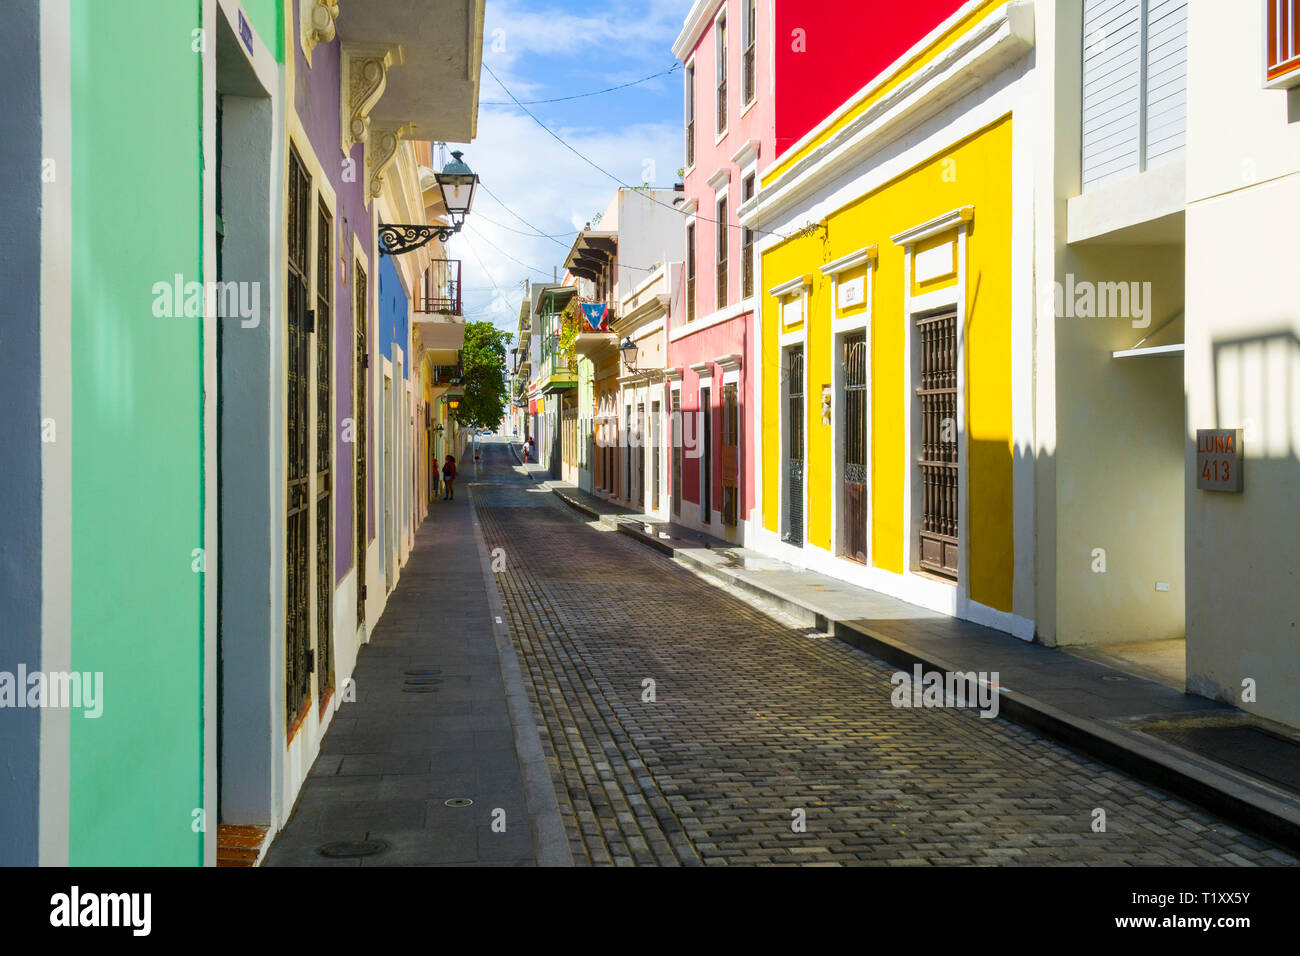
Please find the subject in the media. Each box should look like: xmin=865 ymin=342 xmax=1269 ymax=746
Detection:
xmin=471 ymin=442 xmax=1298 ymax=867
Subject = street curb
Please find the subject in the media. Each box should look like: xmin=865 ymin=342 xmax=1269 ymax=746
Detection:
xmin=550 ymin=485 xmax=1300 ymax=855
xmin=468 ymin=483 xmax=573 ymax=867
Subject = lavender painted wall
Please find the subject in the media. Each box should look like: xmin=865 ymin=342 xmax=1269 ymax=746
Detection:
xmin=290 ymin=0 xmax=375 ymax=583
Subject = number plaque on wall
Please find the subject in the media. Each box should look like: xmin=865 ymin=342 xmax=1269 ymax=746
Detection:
xmin=1196 ymin=428 xmax=1243 ymax=492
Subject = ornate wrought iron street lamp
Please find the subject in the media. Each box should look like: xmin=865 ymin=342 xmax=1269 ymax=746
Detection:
xmin=378 ymin=150 xmax=479 ymax=256
xmin=619 ymin=337 xmax=640 ymax=372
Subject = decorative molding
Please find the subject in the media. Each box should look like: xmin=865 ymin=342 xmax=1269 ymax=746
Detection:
xmin=341 ymin=43 xmax=405 ymax=158
xmin=768 ymin=273 xmax=812 ymax=299
xmin=680 ymin=198 xmax=699 ymax=217
xmin=367 ymin=121 xmax=411 ymax=200
xmin=665 ymin=367 xmax=684 ymax=382
xmin=706 ymin=166 xmax=731 ymax=191
xmin=301 ymin=1 xmax=340 ymax=63
xmin=713 ymin=353 xmax=742 ymax=373
xmin=689 ymin=360 xmax=713 ymax=375
xmin=820 ymin=245 xmax=878 ymax=276
xmin=667 ymin=296 xmax=754 ymax=342
xmin=730 ymin=138 xmax=760 ymax=169
xmin=745 ymin=1 xmax=1032 ymax=229
xmin=890 ymin=206 xmax=974 ymax=246
xmin=672 ymin=0 xmax=724 ymax=60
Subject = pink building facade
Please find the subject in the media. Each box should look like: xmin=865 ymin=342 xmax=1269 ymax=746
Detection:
xmin=669 ymin=0 xmax=773 ymax=542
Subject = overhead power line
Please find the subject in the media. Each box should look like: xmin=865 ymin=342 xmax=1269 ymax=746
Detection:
xmin=463 ymin=224 xmax=554 ymax=279
xmin=481 ymin=62 xmax=796 ymax=242
xmin=480 ymin=63 xmax=681 ymax=105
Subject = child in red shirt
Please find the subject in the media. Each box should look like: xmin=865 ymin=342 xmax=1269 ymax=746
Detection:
xmin=442 ymin=455 xmax=457 ymax=500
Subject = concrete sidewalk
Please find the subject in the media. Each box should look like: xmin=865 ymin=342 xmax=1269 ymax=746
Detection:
xmin=508 ymin=445 xmax=1300 ymax=854
xmin=265 ymin=479 xmax=569 ymax=867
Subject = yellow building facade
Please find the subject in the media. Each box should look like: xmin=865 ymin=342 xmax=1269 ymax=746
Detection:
xmin=762 ymin=118 xmax=1014 ymax=608
xmin=743 ymin=0 xmax=1036 ymax=638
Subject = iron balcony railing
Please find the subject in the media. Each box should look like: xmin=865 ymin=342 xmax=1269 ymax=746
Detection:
xmin=431 ymin=351 xmax=463 ymax=387
xmin=415 ymin=258 xmax=462 ymax=316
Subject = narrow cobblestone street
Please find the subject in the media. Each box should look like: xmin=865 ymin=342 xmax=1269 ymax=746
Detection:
xmin=471 ymin=440 xmax=1297 ymax=867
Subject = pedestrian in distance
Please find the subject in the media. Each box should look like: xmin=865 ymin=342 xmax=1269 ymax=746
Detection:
xmin=442 ymin=454 xmax=457 ymax=500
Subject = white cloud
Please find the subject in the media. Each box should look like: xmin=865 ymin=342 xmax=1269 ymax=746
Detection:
xmin=446 ymin=105 xmax=684 ymax=340
xmin=484 ymin=0 xmax=687 ymax=68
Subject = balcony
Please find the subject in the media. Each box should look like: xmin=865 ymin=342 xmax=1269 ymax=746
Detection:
xmin=415 ymin=259 xmax=462 ymax=316
xmin=430 ymin=351 xmax=464 ymax=388
xmin=538 ymin=336 xmax=577 ymax=393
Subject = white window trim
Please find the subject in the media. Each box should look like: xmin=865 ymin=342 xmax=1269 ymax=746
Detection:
xmin=714 ymin=6 xmax=728 ymax=144
xmin=771 ymin=273 xmax=811 ymax=340
xmin=741 ymin=0 xmax=757 ymax=112
xmin=893 ymin=210 xmax=970 ymax=590
xmin=730 ymin=138 xmax=760 ymax=169
xmin=779 ymin=340 xmax=808 ymax=547
xmin=827 ymin=244 xmax=873 ymax=566
xmin=696 ymin=368 xmax=715 ymax=522
xmin=714 ymin=353 xmax=742 ymax=385
xmin=715 ymin=192 xmax=730 ymax=311
xmin=889 ymin=205 xmax=974 ymax=246
xmin=684 ymin=54 xmax=697 ymax=177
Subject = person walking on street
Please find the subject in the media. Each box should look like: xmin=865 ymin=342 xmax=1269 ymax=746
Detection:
xmin=442 ymin=454 xmax=457 ymax=500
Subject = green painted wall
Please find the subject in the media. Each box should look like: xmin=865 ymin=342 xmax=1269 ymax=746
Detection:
xmin=240 ymin=0 xmax=284 ymax=61
xmin=69 ymin=0 xmax=205 ymax=865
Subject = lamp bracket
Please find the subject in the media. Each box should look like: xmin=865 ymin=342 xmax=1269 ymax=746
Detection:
xmin=378 ymin=222 xmax=460 ymax=256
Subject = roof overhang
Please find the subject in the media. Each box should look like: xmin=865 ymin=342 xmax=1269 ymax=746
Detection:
xmin=342 ymin=0 xmax=485 ymax=142
xmin=564 ymin=229 xmax=618 ymax=279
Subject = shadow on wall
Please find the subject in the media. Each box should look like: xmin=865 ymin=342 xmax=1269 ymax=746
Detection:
xmin=1187 ymin=328 xmax=1300 ymax=719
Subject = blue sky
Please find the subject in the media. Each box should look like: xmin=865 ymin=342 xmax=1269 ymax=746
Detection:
xmin=444 ymin=0 xmax=693 ymax=342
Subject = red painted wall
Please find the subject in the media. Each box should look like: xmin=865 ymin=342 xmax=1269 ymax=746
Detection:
xmin=774 ymin=0 xmax=969 ymax=156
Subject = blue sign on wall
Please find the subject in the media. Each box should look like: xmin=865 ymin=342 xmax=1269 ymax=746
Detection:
xmin=237 ymin=10 xmax=254 ymax=54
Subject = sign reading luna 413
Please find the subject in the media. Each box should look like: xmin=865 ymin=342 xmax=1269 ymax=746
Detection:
xmin=1196 ymin=428 xmax=1243 ymax=492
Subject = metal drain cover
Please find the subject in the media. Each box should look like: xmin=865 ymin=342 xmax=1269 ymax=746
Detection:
xmin=404 ymin=677 xmax=442 ymax=685
xmin=444 ymin=798 xmax=473 ymax=808
xmin=318 ymin=840 xmax=388 ymax=858
xmin=404 ymin=668 xmax=442 ymax=675
xmin=402 ymin=686 xmax=438 ymax=693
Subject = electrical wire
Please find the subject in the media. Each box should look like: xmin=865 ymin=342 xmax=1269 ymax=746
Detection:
xmin=476 ymin=180 xmax=581 ymax=250
xmin=480 ymin=63 xmax=681 ymax=105
xmin=463 ymin=224 xmax=555 ymax=278
xmin=455 ymin=231 xmax=517 ymax=305
xmin=482 ymin=61 xmax=797 ymax=242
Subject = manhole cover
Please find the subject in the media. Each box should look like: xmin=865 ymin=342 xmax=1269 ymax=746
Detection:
xmin=444 ymin=798 xmax=474 ymax=808
xmin=402 ymin=686 xmax=438 ymax=693
xmin=404 ymin=668 xmax=442 ymax=675
xmin=318 ymin=840 xmax=388 ymax=858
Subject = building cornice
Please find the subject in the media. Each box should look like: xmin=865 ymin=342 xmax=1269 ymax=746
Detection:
xmin=741 ymin=1 xmax=1032 ymax=231
xmin=890 ymin=206 xmax=974 ymax=246
xmin=730 ymin=138 xmax=760 ymax=169
xmin=672 ymin=0 xmax=723 ymax=60
xmin=820 ymin=245 xmax=879 ymax=276
xmin=768 ymin=274 xmax=812 ymax=299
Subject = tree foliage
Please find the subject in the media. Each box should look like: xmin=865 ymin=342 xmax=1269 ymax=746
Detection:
xmin=456 ymin=320 xmax=512 ymax=429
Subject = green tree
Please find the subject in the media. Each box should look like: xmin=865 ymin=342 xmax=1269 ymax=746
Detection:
xmin=456 ymin=320 xmax=512 ymax=429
